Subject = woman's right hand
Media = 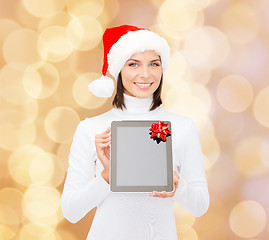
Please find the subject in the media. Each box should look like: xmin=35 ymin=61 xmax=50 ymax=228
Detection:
xmin=95 ymin=126 xmax=111 ymax=183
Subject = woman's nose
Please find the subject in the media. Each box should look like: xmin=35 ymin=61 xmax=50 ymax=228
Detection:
xmin=139 ymin=66 xmax=150 ymax=79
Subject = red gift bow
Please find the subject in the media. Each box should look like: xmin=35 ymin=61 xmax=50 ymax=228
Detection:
xmin=149 ymin=121 xmax=171 ymax=141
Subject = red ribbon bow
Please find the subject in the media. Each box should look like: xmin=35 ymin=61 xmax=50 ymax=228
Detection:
xmin=149 ymin=121 xmax=171 ymax=142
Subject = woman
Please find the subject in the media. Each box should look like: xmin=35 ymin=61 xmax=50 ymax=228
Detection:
xmin=61 ymin=25 xmax=209 ymax=240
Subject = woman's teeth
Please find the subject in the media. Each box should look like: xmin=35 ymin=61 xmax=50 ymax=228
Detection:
xmin=135 ymin=83 xmax=151 ymax=87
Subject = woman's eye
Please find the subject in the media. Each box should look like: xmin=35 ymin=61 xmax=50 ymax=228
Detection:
xmin=150 ymin=62 xmax=160 ymax=67
xmin=129 ymin=63 xmax=138 ymax=67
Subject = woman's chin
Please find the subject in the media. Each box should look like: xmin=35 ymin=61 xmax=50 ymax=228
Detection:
xmin=131 ymin=91 xmax=153 ymax=99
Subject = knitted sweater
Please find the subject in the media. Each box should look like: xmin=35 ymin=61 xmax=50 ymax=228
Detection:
xmin=61 ymin=93 xmax=209 ymax=240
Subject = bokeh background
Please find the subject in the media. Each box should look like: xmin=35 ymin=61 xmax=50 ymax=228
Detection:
xmin=0 ymin=0 xmax=269 ymax=239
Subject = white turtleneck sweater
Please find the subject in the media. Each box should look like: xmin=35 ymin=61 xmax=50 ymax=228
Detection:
xmin=61 ymin=94 xmax=209 ymax=240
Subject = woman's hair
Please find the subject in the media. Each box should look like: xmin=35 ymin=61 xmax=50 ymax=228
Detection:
xmin=112 ymin=73 xmax=163 ymax=111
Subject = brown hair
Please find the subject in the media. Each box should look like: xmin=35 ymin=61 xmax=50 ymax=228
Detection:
xmin=112 ymin=73 xmax=163 ymax=111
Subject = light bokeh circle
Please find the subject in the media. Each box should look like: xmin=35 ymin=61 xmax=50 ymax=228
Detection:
xmin=3 ymin=29 xmax=42 ymax=64
xmin=38 ymin=26 xmax=74 ymax=62
xmin=29 ymin=153 xmax=54 ymax=184
xmin=217 ymin=75 xmax=253 ymax=113
xmin=183 ymin=27 xmax=230 ymax=69
xmin=229 ymin=201 xmax=267 ymax=238
xmin=23 ymin=185 xmax=61 ymax=219
xmin=22 ymin=62 xmax=59 ymax=99
xmin=8 ymin=145 xmax=53 ymax=186
xmin=44 ymin=107 xmax=80 ymax=143
xmin=67 ymin=16 xmax=103 ymax=51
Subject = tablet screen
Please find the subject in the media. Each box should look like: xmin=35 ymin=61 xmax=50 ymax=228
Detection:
xmin=117 ymin=126 xmax=167 ymax=186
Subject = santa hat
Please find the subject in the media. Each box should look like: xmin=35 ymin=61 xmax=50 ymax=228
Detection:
xmin=88 ymin=25 xmax=170 ymax=97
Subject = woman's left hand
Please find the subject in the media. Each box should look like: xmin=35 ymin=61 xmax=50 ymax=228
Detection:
xmin=149 ymin=171 xmax=180 ymax=198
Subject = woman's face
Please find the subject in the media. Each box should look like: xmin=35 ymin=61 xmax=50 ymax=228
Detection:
xmin=120 ymin=50 xmax=162 ymax=99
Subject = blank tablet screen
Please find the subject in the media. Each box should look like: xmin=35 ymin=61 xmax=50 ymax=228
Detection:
xmin=110 ymin=121 xmax=173 ymax=192
xmin=117 ymin=126 xmax=167 ymax=186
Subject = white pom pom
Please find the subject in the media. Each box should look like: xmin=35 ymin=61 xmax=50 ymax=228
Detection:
xmin=88 ymin=76 xmax=115 ymax=97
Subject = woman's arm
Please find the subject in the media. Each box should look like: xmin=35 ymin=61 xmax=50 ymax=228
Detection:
xmin=61 ymin=120 xmax=111 ymax=223
xmin=171 ymin=120 xmax=210 ymax=217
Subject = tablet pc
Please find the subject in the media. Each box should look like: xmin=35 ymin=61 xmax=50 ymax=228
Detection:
xmin=110 ymin=120 xmax=173 ymax=192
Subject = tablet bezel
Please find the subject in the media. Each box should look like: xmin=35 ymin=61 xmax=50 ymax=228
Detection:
xmin=110 ymin=120 xmax=173 ymax=192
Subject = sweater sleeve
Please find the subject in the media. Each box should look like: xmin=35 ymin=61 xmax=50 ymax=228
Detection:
xmin=61 ymin=120 xmax=111 ymax=223
xmin=172 ymin=120 xmax=210 ymax=217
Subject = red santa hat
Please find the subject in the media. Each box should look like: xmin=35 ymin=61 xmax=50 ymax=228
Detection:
xmin=88 ymin=25 xmax=170 ymax=97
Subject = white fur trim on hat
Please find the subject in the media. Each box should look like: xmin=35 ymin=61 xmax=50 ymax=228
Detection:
xmin=107 ymin=30 xmax=170 ymax=79
xmin=88 ymin=76 xmax=114 ymax=97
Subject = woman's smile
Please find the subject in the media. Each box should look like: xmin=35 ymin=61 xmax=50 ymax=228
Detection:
xmin=134 ymin=82 xmax=153 ymax=89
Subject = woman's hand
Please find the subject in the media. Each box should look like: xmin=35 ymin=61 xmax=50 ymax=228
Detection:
xmin=95 ymin=126 xmax=111 ymax=183
xmin=149 ymin=171 xmax=180 ymax=198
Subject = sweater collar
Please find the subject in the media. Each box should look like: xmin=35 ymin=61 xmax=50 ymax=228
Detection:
xmin=112 ymin=93 xmax=159 ymax=115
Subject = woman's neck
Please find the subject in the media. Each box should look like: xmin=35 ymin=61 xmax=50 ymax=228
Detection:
xmin=113 ymin=93 xmax=159 ymax=115
xmin=123 ymin=93 xmax=153 ymax=114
